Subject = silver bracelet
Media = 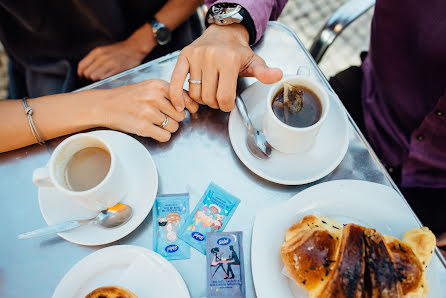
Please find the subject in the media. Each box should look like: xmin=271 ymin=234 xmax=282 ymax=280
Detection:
xmin=22 ymin=97 xmax=45 ymax=145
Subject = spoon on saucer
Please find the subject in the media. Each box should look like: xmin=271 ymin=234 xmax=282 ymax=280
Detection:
xmin=17 ymin=203 xmax=133 ymax=240
xmin=235 ymin=94 xmax=272 ymax=159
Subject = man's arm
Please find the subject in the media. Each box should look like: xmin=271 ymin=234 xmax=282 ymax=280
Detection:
xmin=77 ymin=0 xmax=202 ymax=82
xmin=169 ymin=0 xmax=288 ymax=112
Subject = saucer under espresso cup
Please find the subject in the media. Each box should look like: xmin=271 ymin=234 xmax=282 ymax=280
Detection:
xmin=33 ymin=133 xmax=127 ymax=211
xmin=263 ymin=74 xmax=330 ymax=154
xmin=228 ymin=80 xmax=349 ymax=185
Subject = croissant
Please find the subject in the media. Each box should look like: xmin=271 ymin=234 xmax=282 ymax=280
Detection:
xmin=281 ymin=216 xmax=436 ymax=298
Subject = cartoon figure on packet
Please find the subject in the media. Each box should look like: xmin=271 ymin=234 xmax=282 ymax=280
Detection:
xmin=158 ymin=212 xmax=181 ymax=242
xmin=180 ymin=183 xmax=240 ymax=254
xmin=189 ymin=203 xmax=224 ymax=232
xmin=153 ymin=194 xmax=190 ymax=260
xmin=206 ymin=231 xmax=245 ymax=297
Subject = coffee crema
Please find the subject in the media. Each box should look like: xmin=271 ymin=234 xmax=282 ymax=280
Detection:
xmin=64 ymin=147 xmax=111 ymax=191
xmin=272 ymin=84 xmax=322 ymax=128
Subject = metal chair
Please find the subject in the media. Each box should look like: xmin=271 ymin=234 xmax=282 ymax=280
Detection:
xmin=309 ymin=0 xmax=375 ymax=64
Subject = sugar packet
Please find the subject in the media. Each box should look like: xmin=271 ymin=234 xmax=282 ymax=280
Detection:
xmin=206 ymin=232 xmax=245 ymax=297
xmin=153 ymin=193 xmax=190 ymax=260
xmin=179 ymin=182 xmax=240 ymax=254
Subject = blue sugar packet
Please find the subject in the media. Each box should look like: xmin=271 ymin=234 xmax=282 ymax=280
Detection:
xmin=206 ymin=232 xmax=245 ymax=297
xmin=153 ymin=194 xmax=190 ymax=260
xmin=179 ymin=183 xmax=240 ymax=254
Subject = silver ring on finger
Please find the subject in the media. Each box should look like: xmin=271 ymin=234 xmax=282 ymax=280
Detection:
xmin=188 ymin=79 xmax=202 ymax=84
xmin=159 ymin=115 xmax=169 ymax=128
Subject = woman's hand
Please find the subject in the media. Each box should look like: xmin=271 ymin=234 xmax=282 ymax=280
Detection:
xmin=97 ymin=79 xmax=198 ymax=142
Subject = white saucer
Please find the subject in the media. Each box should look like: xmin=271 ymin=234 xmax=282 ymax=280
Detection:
xmin=38 ymin=130 xmax=158 ymax=246
xmin=251 ymin=180 xmax=442 ymax=297
xmin=53 ymin=245 xmax=190 ymax=298
xmin=228 ymin=81 xmax=349 ymax=185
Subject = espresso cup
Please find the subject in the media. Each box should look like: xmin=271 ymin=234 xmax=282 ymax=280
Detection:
xmin=263 ymin=74 xmax=330 ymax=154
xmin=33 ymin=133 xmax=127 ymax=211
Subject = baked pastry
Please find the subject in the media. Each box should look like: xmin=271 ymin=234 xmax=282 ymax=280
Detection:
xmin=312 ymin=224 xmax=367 ymax=298
xmin=363 ymin=228 xmax=403 ymax=297
xmin=385 ymin=235 xmax=425 ymax=297
xmin=402 ymin=227 xmax=436 ymax=270
xmin=281 ymin=215 xmax=342 ymax=292
xmin=85 ymin=285 xmax=137 ymax=298
xmin=281 ymin=216 xmax=436 ymax=298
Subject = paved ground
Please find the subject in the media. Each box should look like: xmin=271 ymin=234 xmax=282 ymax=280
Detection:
xmin=0 ymin=0 xmax=373 ymax=98
xmin=278 ymin=0 xmax=373 ymax=78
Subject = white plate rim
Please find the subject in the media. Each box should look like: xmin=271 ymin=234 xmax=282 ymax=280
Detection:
xmin=228 ymin=82 xmax=349 ymax=185
xmin=38 ymin=130 xmax=158 ymax=246
xmin=251 ymin=179 xmax=442 ymax=298
xmin=52 ymin=245 xmax=190 ymax=298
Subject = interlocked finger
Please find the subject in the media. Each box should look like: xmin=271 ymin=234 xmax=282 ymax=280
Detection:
xmin=154 ymin=112 xmax=179 ymax=133
xmin=188 ymin=66 xmax=203 ymax=104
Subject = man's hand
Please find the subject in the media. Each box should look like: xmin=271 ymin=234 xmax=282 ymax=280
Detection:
xmin=78 ymin=24 xmax=156 ymax=81
xmin=169 ymin=24 xmax=283 ymax=112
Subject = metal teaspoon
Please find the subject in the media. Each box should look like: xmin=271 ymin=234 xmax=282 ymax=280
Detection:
xmin=17 ymin=203 xmax=133 ymax=240
xmin=235 ymin=93 xmax=272 ymax=159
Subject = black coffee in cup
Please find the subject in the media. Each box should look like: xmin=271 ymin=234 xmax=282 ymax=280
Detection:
xmin=271 ymin=83 xmax=322 ymax=128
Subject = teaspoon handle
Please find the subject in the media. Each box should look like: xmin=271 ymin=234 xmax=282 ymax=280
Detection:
xmin=17 ymin=220 xmax=86 ymax=240
xmin=235 ymin=95 xmax=253 ymax=129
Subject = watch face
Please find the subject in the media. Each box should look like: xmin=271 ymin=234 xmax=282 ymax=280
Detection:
xmin=212 ymin=3 xmax=240 ymax=16
xmin=156 ymin=27 xmax=171 ymax=45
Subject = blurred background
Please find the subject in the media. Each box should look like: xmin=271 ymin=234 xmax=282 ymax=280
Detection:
xmin=0 ymin=0 xmax=373 ymax=99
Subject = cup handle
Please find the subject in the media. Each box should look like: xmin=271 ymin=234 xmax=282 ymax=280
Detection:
xmin=297 ymin=66 xmax=310 ymax=77
xmin=33 ymin=167 xmax=54 ymax=187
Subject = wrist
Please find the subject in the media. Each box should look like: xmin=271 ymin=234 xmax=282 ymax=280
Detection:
xmin=81 ymin=89 xmax=111 ymax=128
xmin=206 ymin=4 xmax=256 ymax=45
xmin=208 ymin=24 xmax=249 ymax=46
xmin=125 ymin=24 xmax=156 ymax=57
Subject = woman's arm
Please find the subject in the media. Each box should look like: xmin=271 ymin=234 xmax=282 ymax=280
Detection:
xmin=77 ymin=0 xmax=202 ymax=81
xmin=0 ymin=79 xmax=198 ymax=153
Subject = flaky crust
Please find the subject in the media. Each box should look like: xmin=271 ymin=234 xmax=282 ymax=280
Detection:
xmin=312 ymin=224 xmax=367 ymax=298
xmin=85 ymin=285 xmax=137 ymax=298
xmin=281 ymin=215 xmax=341 ymax=291
xmin=281 ymin=216 xmax=435 ymax=298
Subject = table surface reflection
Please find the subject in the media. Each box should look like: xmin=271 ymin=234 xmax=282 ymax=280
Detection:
xmin=0 ymin=22 xmax=444 ymax=298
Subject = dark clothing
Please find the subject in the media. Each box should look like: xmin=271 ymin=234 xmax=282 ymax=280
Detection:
xmin=0 ymin=0 xmax=197 ymax=98
xmin=229 ymin=249 xmax=240 ymax=265
xmin=330 ymin=66 xmax=446 ymax=235
xmin=361 ymin=0 xmax=446 ymax=188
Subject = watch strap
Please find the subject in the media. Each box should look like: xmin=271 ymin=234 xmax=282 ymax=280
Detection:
xmin=238 ymin=7 xmax=256 ymax=45
xmin=206 ymin=6 xmax=257 ymax=45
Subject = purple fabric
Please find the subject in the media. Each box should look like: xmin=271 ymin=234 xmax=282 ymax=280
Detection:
xmin=205 ymin=0 xmax=287 ymax=43
xmin=361 ymin=0 xmax=446 ymax=188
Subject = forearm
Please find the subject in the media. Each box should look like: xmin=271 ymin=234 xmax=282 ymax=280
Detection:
xmin=155 ymin=0 xmax=202 ymax=30
xmin=126 ymin=0 xmax=202 ymax=56
xmin=0 ymin=90 xmax=106 ymax=153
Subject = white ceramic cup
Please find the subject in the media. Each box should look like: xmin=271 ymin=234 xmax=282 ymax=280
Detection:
xmin=33 ymin=133 xmax=127 ymax=211
xmin=263 ymin=73 xmax=330 ymax=154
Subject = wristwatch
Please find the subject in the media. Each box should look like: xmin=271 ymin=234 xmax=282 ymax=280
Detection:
xmin=148 ymin=17 xmax=172 ymax=45
xmin=206 ymin=3 xmax=256 ymax=45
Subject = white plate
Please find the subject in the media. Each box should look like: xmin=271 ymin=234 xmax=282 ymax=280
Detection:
xmin=38 ymin=130 xmax=158 ymax=246
xmin=251 ymin=180 xmax=442 ymax=297
xmin=53 ymin=245 xmax=190 ymax=298
xmin=228 ymin=81 xmax=349 ymax=185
